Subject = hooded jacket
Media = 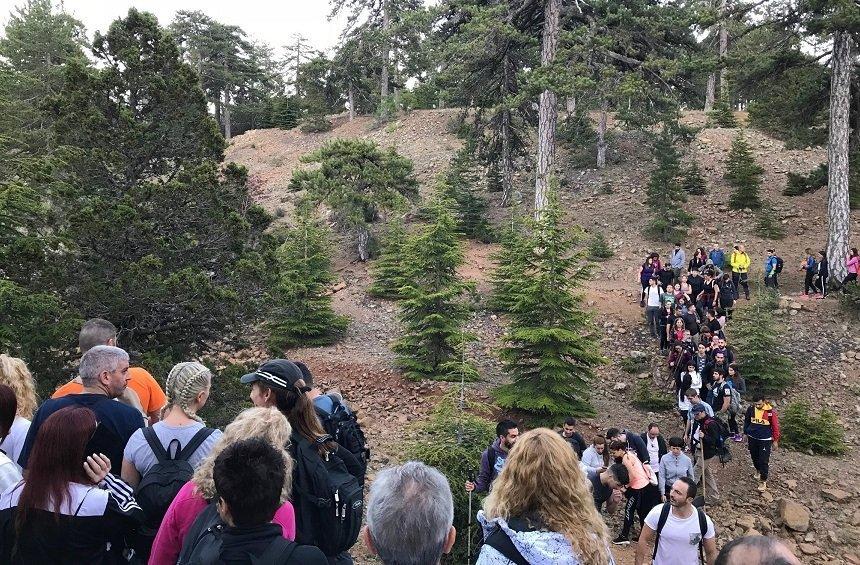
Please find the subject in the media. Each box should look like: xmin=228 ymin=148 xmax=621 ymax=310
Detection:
xmin=744 ymin=403 xmax=781 ymax=442
xmin=730 ymin=250 xmax=751 ymax=273
xmin=474 ymin=438 xmax=509 ymax=493
xmin=476 ymin=513 xmax=615 ymax=565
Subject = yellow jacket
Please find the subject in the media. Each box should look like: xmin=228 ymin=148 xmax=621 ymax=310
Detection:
xmin=730 ymin=251 xmax=750 ymax=273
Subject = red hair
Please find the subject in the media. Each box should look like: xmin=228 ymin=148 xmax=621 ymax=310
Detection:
xmin=16 ymin=406 xmax=96 ymax=533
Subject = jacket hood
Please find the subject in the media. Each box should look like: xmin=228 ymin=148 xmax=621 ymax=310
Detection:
xmin=477 ymin=512 xmax=611 ymax=565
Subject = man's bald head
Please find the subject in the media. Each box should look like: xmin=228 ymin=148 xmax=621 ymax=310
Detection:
xmin=715 ymin=536 xmax=800 ymax=565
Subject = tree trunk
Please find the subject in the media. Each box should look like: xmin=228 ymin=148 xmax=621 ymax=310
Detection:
xmin=596 ymin=98 xmax=608 ymax=168
xmin=566 ymin=96 xmax=576 ymax=116
xmin=704 ymin=73 xmax=716 ymax=112
xmin=381 ymin=0 xmax=390 ymax=99
xmin=500 ymin=55 xmax=516 ymax=207
xmin=348 ymin=84 xmax=355 ymax=121
xmin=357 ymin=226 xmax=370 ymax=262
xmin=826 ymin=31 xmax=853 ymax=283
xmin=223 ymin=90 xmax=232 ymax=141
xmin=718 ymin=0 xmax=728 ymax=101
xmin=215 ymin=98 xmax=222 ymax=129
xmin=534 ymin=0 xmax=561 ymax=216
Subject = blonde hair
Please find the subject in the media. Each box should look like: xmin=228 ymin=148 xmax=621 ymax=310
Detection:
xmin=162 ymin=362 xmax=212 ymax=423
xmin=192 ymin=407 xmax=293 ymax=501
xmin=483 ymin=428 xmax=611 ymax=565
xmin=0 ymin=355 xmax=38 ymax=419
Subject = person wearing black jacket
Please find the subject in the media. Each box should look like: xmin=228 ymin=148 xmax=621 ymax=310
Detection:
xmin=606 ymin=428 xmax=650 ymax=464
xmin=813 ymin=250 xmax=829 ymax=298
xmin=559 ymin=417 xmax=588 ymax=458
xmin=691 ymin=405 xmax=720 ymax=504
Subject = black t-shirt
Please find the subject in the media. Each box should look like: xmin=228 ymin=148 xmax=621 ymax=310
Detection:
xmin=588 ymin=469 xmax=613 ymax=510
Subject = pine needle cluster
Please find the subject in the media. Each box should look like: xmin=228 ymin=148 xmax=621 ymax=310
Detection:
xmin=492 ymin=200 xmax=603 ymax=423
xmin=487 ymin=216 xmax=528 ymax=313
xmin=367 ymin=221 xmax=411 ymax=299
xmin=725 ymin=130 xmax=764 ymax=210
xmin=439 ymin=145 xmax=494 ymax=242
xmin=708 ymin=97 xmax=738 ymax=128
xmin=681 ymin=162 xmax=707 ymax=195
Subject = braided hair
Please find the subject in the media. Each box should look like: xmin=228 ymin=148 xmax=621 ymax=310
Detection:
xmin=162 ymin=362 xmax=212 ymax=423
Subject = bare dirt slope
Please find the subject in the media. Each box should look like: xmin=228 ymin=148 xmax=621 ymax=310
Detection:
xmin=227 ymin=110 xmax=860 ymax=564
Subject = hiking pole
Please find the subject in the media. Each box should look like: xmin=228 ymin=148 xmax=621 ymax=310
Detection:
xmin=467 ymin=469 xmax=475 ymax=564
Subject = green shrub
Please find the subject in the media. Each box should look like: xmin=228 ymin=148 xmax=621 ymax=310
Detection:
xmin=755 ymin=203 xmax=785 ymax=240
xmin=781 ymin=401 xmax=846 ymax=456
xmin=375 ymin=95 xmax=399 ymax=124
xmin=784 ymin=164 xmax=827 ymax=196
xmin=368 ymin=222 xmax=411 ymax=299
xmin=726 ymin=130 xmax=764 ymax=210
xmin=632 ymin=380 xmax=675 ymax=412
xmin=708 ymin=97 xmax=738 ymax=128
xmin=729 ymin=289 xmax=793 ymax=395
xmin=840 ymin=284 xmax=860 ymax=320
xmin=644 ymin=131 xmax=693 ymax=242
xmin=300 ymin=115 xmax=333 ymax=133
xmin=405 ymin=391 xmax=496 ymax=564
xmin=681 ymin=162 xmax=707 ymax=195
xmin=620 ymin=353 xmax=649 ymax=374
xmin=588 ymin=232 xmax=614 ymax=261
xmin=199 ymin=361 xmax=255 ymax=429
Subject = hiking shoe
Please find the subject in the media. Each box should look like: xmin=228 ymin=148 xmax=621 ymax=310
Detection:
xmin=758 ymin=481 xmax=767 ymax=492
xmin=612 ymin=536 xmax=630 ymax=546
xmin=732 ymin=434 xmax=744 ymax=442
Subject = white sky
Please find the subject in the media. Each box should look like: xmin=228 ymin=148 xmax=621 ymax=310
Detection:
xmin=0 ymin=0 xmax=351 ymax=55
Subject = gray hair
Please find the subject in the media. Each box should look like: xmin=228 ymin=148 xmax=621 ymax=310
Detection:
xmin=79 ymin=345 xmax=129 ymax=386
xmin=366 ymin=461 xmax=453 ymax=565
xmin=78 ymin=318 xmax=117 ymax=353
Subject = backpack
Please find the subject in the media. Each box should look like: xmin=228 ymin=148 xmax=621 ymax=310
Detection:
xmin=177 ymin=502 xmax=299 ymax=565
xmin=315 ymin=397 xmax=369 ymax=479
xmin=652 ymin=503 xmax=708 ymax=564
xmin=135 ymin=426 xmax=215 ymax=550
xmin=775 ymin=256 xmax=784 ymax=274
xmin=476 ymin=520 xmax=532 ymax=565
xmin=728 ymin=386 xmax=742 ymax=414
xmin=705 ymin=417 xmax=733 ymax=466
xmin=291 ymin=434 xmax=363 ymax=556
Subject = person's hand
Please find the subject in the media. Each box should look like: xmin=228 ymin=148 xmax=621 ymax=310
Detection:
xmin=661 ymin=495 xmax=667 ymax=503
xmin=84 ymin=453 xmax=111 ymax=485
xmin=599 ymin=466 xmax=607 ymax=473
xmin=465 ymin=481 xmax=475 ymax=492
xmin=610 ymin=489 xmax=623 ymax=504
xmin=773 ymin=441 xmax=778 ymax=450
xmin=697 ymin=429 xmax=703 ymax=440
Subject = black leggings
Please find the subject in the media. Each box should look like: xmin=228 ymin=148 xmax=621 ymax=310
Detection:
xmin=814 ymin=274 xmax=829 ymax=297
xmin=728 ymin=411 xmax=739 ymax=434
xmin=837 ymin=273 xmax=858 ymax=290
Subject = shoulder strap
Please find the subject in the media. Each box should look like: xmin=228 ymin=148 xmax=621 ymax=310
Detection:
xmin=697 ymin=508 xmax=707 ymax=564
xmin=652 ymin=503 xmax=672 ymax=560
xmin=143 ymin=425 xmax=170 ymax=463
xmin=484 ymin=525 xmax=530 ymax=565
xmin=252 ymin=537 xmax=298 ymax=564
xmin=177 ymin=427 xmax=216 ymax=462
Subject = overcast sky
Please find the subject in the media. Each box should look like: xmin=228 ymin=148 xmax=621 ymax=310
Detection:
xmin=0 ymin=0 xmax=351 ymax=55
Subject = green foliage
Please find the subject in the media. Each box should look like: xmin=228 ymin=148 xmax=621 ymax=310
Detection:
xmin=729 ymin=289 xmax=793 ymax=395
xmin=784 ymin=164 xmax=827 ymax=196
xmin=270 ymin=96 xmax=302 ymax=130
xmin=393 ymin=200 xmax=478 ymax=381
xmin=840 ymin=284 xmax=860 ymax=320
xmin=707 ymin=97 xmax=738 ymax=128
xmin=289 ymin=139 xmax=419 ymax=259
xmin=681 ymin=162 xmax=707 ymax=195
xmin=487 ymin=218 xmax=528 ymax=313
xmin=439 ymin=145 xmax=494 ymax=242
xmin=299 ymin=114 xmax=333 ymax=133
xmin=404 ymin=390 xmax=496 ymax=563
xmin=485 ymin=161 xmax=503 ymax=193
xmin=266 ymin=206 xmax=348 ymax=354
xmin=367 ymin=222 xmax=411 ymax=299
xmin=644 ymin=132 xmax=693 ymax=242
xmin=756 ymin=203 xmax=786 ymax=240
xmin=632 ymin=380 xmax=675 ymax=412
xmin=375 ymin=95 xmax=399 ymax=124
xmin=492 ymin=201 xmax=603 ymax=424
xmin=725 ymin=130 xmax=764 ymax=210
xmin=620 ymin=353 xmax=649 ymax=374
xmin=781 ymin=401 xmax=846 ymax=456
xmin=199 ymin=361 xmax=255 ymax=429
xmin=588 ymin=232 xmax=614 ymax=261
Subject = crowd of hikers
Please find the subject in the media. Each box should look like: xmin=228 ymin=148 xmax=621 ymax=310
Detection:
xmin=0 ymin=242 xmax=852 ymax=564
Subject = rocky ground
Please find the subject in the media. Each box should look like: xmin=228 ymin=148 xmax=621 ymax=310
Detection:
xmin=225 ymin=109 xmax=860 ymax=564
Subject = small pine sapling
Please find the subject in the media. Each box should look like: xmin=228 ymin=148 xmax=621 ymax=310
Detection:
xmin=725 ymin=130 xmax=764 ymax=210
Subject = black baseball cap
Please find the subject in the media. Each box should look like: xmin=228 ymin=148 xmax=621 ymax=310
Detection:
xmin=240 ymin=359 xmax=307 ymax=391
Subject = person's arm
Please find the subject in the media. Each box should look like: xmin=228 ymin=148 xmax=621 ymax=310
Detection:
xmin=704 ymin=535 xmax=718 ymax=565
xmin=743 ymin=407 xmax=752 ymax=436
xmin=575 ymin=433 xmax=587 ymax=457
xmin=635 ymin=525 xmax=657 ymax=565
xmin=685 ymin=455 xmax=696 ymax=481
xmin=120 ymin=458 xmax=141 ymax=488
xmin=98 ymin=473 xmax=145 ymax=537
xmin=771 ymin=410 xmax=780 ymax=447
xmin=658 ymin=457 xmax=666 ymax=495
xmin=719 ymin=389 xmax=730 ymax=413
xmin=469 ymin=450 xmax=491 ymax=493
xmin=606 ymin=489 xmax=623 ymax=514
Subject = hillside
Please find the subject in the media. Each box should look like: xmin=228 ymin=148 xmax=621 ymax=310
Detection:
xmin=226 ymin=110 xmax=860 ymax=565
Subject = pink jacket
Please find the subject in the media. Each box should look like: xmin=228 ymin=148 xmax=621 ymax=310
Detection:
xmin=848 ymin=255 xmax=859 ymax=275
xmin=148 ymin=480 xmax=296 ymax=565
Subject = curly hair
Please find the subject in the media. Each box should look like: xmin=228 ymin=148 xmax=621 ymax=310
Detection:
xmin=191 ymin=407 xmax=293 ymax=502
xmin=0 ymin=355 xmax=38 ymax=419
xmin=161 ymin=362 xmax=212 ymax=423
xmin=482 ymin=428 xmax=611 ymax=565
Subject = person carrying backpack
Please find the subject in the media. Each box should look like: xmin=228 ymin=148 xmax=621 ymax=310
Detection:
xmin=243 ymin=360 xmax=365 ymax=564
xmin=121 ymin=362 xmax=221 ymax=560
xmin=764 ymin=249 xmax=781 ymax=289
xmin=178 ymin=438 xmax=326 ymax=565
xmin=690 ymin=405 xmax=720 ymax=505
xmin=635 ymin=477 xmax=717 ymax=565
xmin=744 ymin=394 xmax=780 ymax=493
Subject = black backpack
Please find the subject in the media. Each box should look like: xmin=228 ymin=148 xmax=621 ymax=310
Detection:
xmin=705 ymin=417 xmax=733 ymax=466
xmin=315 ymin=397 xmax=369 ymax=479
xmin=475 ymin=518 xmax=534 ymax=565
xmin=134 ymin=426 xmax=215 ymax=549
xmin=653 ymin=503 xmax=708 ymax=563
xmin=775 ymin=256 xmax=784 ymax=274
xmin=177 ymin=502 xmax=299 ymax=565
xmin=291 ymin=434 xmax=363 ymax=557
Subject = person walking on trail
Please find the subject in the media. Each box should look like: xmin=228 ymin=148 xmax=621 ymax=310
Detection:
xmin=764 ymin=249 xmax=780 ymax=289
xmin=730 ymin=244 xmax=751 ymax=300
xmin=559 ymin=417 xmax=587 ymax=458
xmin=635 ymin=477 xmax=718 ymax=565
xmin=658 ymin=438 xmax=694 ymax=502
xmin=833 ymin=247 xmax=859 ymax=291
xmin=709 ymin=244 xmax=726 ymax=270
xmin=812 ymin=250 xmax=829 ymax=299
xmin=726 ymin=365 xmax=746 ymax=442
xmin=689 ymin=247 xmax=708 ymax=274
xmin=744 ymin=395 xmax=780 ymax=492
xmin=718 ymin=273 xmax=735 ymax=320
xmin=643 ymin=277 xmax=663 ymax=338
xmin=465 ymin=420 xmax=519 ymax=494
xmin=670 ymin=243 xmax=686 ymax=283
xmin=800 ymin=248 xmax=817 ymax=297
xmin=589 ymin=463 xmax=629 ymax=514
xmin=609 ymin=440 xmax=653 ymax=546
xmin=639 ymin=256 xmax=658 ymax=292
xmin=690 ymin=405 xmax=720 ymax=505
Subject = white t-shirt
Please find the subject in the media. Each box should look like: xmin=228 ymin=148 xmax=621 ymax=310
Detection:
xmin=0 ymin=417 xmax=31 ymax=467
xmin=646 ymin=286 xmax=662 ymax=307
xmin=645 ymin=503 xmax=715 ymax=565
xmin=646 ymin=436 xmax=661 ymax=474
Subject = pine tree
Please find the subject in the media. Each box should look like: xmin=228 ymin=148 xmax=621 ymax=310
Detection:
xmin=588 ymin=232 xmax=614 ymax=261
xmin=707 ymin=96 xmax=738 ymax=128
xmin=486 ymin=161 xmax=503 ymax=193
xmin=756 ymin=202 xmax=785 ymax=240
xmin=266 ymin=205 xmax=349 ymax=353
xmin=393 ymin=199 xmax=477 ymax=381
xmin=644 ymin=132 xmax=694 ymax=241
xmin=442 ymin=146 xmax=493 ymax=242
xmin=487 ymin=215 xmax=528 ymax=313
xmin=681 ymin=162 xmax=707 ymax=195
xmin=728 ymin=289 xmax=793 ymax=395
xmin=367 ymin=221 xmax=411 ymax=299
xmin=492 ymin=201 xmax=603 ymax=423
xmin=726 ymin=130 xmax=764 ymax=210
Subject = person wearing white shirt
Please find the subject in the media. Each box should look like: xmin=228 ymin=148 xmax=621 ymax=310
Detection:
xmin=580 ymin=436 xmax=608 ymax=474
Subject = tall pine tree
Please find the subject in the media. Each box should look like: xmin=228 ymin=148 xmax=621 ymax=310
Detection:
xmin=439 ymin=144 xmax=493 ymax=242
xmin=393 ymin=199 xmax=477 ymax=381
xmin=266 ymin=205 xmax=348 ymax=353
xmin=367 ymin=220 xmax=411 ymax=299
xmin=725 ymin=130 xmax=764 ymax=209
xmin=487 ymin=214 xmax=528 ymax=313
xmin=492 ymin=200 xmax=603 ymax=423
xmin=644 ymin=131 xmax=693 ymax=241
